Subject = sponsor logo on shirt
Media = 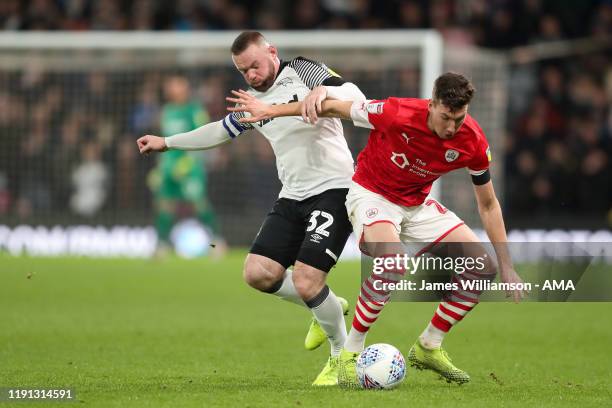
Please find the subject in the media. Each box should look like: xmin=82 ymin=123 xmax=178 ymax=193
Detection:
xmin=366 ymin=102 xmax=384 ymax=115
xmin=389 ymin=154 xmax=443 ymax=178
xmin=256 ymin=94 xmax=299 ymax=126
xmin=486 ymin=146 xmax=492 ymax=162
xmin=390 ymin=152 xmax=410 ymax=169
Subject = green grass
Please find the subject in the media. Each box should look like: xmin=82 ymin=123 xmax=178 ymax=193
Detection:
xmin=1 ymin=252 xmax=611 ymax=407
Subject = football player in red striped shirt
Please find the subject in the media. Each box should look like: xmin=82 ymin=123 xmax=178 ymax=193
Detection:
xmin=228 ymin=72 xmax=526 ymax=387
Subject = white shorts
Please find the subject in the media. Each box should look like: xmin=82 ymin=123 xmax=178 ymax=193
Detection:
xmin=345 ymin=182 xmax=464 ymax=254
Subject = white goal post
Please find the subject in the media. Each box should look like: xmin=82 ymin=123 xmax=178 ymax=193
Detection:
xmin=0 ymin=30 xmax=443 ymax=99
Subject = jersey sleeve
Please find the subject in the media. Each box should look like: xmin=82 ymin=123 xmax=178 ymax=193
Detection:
xmin=467 ymin=126 xmax=491 ymax=176
xmin=349 ymin=98 xmax=399 ymax=130
xmin=289 ymin=57 xmax=346 ymax=89
xmin=165 ymin=120 xmax=232 ymax=151
xmin=467 ymin=130 xmax=492 ymax=185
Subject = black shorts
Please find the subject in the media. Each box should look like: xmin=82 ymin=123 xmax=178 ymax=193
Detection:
xmin=249 ymin=188 xmax=353 ymax=273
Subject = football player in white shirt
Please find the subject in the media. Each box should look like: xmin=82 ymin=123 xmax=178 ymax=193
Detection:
xmin=137 ymin=31 xmax=365 ymax=386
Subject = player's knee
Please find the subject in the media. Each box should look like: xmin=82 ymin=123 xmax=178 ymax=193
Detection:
xmin=480 ymin=254 xmax=498 ymax=278
xmin=292 ymin=264 xmax=326 ymax=301
xmin=243 ymin=255 xmax=282 ymax=292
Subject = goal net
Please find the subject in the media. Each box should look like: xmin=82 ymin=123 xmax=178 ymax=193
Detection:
xmin=0 ymin=31 xmax=506 ymax=249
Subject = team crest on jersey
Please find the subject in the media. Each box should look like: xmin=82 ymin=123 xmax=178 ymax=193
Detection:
xmin=366 ymin=208 xmax=379 ymax=219
xmin=366 ymin=102 xmax=384 ymax=115
xmin=277 ymin=78 xmax=293 ymax=87
xmin=445 ymin=149 xmax=459 ymax=162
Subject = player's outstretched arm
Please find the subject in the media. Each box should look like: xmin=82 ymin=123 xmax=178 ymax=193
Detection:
xmin=473 ymin=180 xmax=527 ymax=302
xmin=136 ymin=121 xmax=232 ymax=155
xmin=227 ymin=90 xmax=353 ymax=123
xmin=137 ymin=135 xmax=167 ymax=154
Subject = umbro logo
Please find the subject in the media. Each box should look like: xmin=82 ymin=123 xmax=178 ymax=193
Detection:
xmin=310 ymin=233 xmax=323 ymax=243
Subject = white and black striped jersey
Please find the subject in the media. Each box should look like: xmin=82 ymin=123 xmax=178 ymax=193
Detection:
xmin=222 ymin=57 xmax=355 ymax=201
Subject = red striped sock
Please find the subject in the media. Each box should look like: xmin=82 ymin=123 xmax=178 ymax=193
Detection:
xmin=430 ymin=299 xmax=477 ymax=332
xmin=421 ymin=270 xmax=495 ymax=348
xmin=345 ymin=255 xmax=404 ymax=352
xmin=351 ymin=284 xmax=388 ymax=333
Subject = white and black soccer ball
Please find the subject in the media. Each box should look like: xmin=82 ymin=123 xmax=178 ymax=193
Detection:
xmin=356 ymin=343 xmax=406 ymax=389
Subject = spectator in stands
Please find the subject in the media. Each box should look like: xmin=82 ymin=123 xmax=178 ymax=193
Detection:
xmin=0 ymin=0 xmax=608 ymax=229
xmin=70 ymin=140 xmax=109 ymax=217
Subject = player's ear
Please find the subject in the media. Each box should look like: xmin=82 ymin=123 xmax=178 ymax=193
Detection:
xmin=268 ymin=45 xmax=278 ymax=58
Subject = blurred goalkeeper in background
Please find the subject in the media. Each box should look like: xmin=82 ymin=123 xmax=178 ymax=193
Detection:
xmin=148 ymin=75 xmax=226 ymax=257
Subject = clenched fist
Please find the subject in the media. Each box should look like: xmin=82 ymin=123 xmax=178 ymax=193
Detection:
xmin=136 ymin=135 xmax=168 ymax=154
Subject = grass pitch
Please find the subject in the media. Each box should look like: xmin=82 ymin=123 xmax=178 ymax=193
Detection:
xmin=1 ymin=252 xmax=611 ymax=407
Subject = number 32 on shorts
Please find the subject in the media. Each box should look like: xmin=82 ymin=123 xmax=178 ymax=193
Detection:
xmin=307 ymin=210 xmax=334 ymax=237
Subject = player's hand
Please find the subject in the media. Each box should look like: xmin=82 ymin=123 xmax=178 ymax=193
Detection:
xmin=302 ymin=86 xmax=327 ymax=124
xmin=499 ymin=265 xmax=528 ymax=303
xmin=136 ymin=135 xmax=167 ymax=155
xmin=226 ymin=89 xmax=271 ymax=123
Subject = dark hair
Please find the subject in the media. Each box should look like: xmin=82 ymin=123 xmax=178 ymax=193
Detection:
xmin=231 ymin=31 xmax=266 ymax=55
xmin=432 ymin=72 xmax=475 ymax=111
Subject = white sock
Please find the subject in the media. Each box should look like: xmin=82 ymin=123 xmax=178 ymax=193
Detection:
xmin=306 ymin=286 xmax=347 ymax=357
xmin=343 ymin=327 xmax=367 ymax=353
xmin=419 ymin=322 xmax=446 ymax=349
xmin=272 ymin=269 xmax=306 ymax=307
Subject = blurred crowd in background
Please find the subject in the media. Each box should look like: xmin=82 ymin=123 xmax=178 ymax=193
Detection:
xmin=0 ymin=0 xmax=609 ymax=42
xmin=0 ymin=0 xmax=610 ymax=234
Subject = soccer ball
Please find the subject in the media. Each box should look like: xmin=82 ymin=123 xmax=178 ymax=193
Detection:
xmin=356 ymin=343 xmax=406 ymax=389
